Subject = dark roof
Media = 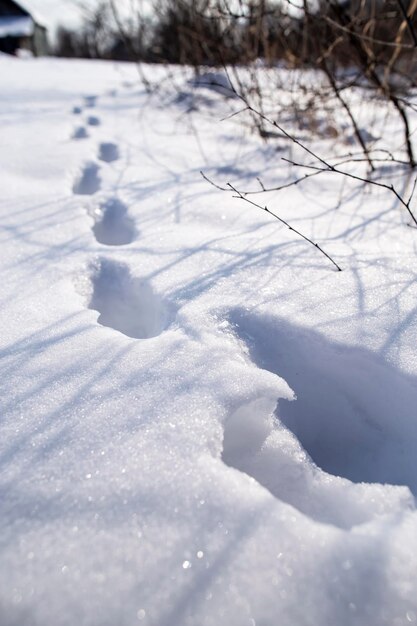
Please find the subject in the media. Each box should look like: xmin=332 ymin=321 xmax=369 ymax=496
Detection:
xmin=0 ymin=0 xmax=29 ymax=18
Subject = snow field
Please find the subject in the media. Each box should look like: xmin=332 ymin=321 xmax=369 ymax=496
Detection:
xmin=1 ymin=56 xmax=417 ymax=625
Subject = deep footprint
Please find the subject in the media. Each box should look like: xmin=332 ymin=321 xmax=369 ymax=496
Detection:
xmin=92 ymin=198 xmax=136 ymax=246
xmin=228 ymin=308 xmax=417 ymax=495
xmin=221 ymin=395 xmax=413 ymax=528
xmin=98 ymin=142 xmax=120 ymax=163
xmin=72 ymin=162 xmax=101 ymax=195
xmin=87 ymin=258 xmax=175 ymax=339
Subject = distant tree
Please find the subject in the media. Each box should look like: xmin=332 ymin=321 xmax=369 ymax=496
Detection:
xmin=54 ymin=1 xmax=119 ymax=59
xmin=54 ymin=27 xmax=81 ymax=58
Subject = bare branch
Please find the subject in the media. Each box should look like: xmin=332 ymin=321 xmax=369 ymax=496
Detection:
xmin=227 ymin=183 xmax=343 ymax=271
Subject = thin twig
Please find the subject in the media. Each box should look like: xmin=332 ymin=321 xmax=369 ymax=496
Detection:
xmin=281 ymin=157 xmax=417 ymax=227
xmin=226 ymin=183 xmax=342 ymax=271
xmin=222 ymin=99 xmax=417 ymax=227
xmin=407 ymin=176 xmax=417 ymax=206
xmin=201 ymin=168 xmax=324 ymax=194
xmin=396 ymin=0 xmax=417 ymax=47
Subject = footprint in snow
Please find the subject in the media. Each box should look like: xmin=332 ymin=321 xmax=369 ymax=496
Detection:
xmin=72 ymin=126 xmax=89 ymax=140
xmin=221 ymin=308 xmax=417 ymax=528
xmin=91 ymin=197 xmax=136 ymax=246
xmin=72 ymin=162 xmax=101 ymax=195
xmin=98 ymin=142 xmax=120 ymax=163
xmin=87 ymin=115 xmax=101 ymax=127
xmin=82 ymin=258 xmax=176 ymax=339
xmin=84 ymin=95 xmax=97 ymax=108
xmin=72 ymin=105 xmax=83 ymax=115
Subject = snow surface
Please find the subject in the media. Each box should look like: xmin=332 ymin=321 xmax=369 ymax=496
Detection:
xmin=1 ymin=55 xmax=417 ymax=626
xmin=190 ymin=71 xmax=237 ymax=97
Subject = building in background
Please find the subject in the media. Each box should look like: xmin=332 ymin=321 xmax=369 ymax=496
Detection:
xmin=0 ymin=0 xmax=48 ymax=56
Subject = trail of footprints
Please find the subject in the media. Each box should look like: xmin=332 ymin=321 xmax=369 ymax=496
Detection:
xmin=69 ymin=89 xmax=406 ymax=525
xmin=71 ymin=92 xmax=173 ymax=339
xmin=71 ymin=96 xmax=102 ymax=140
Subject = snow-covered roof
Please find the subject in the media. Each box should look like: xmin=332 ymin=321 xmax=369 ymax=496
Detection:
xmin=10 ymin=0 xmax=47 ymax=29
xmin=0 ymin=15 xmax=33 ymax=37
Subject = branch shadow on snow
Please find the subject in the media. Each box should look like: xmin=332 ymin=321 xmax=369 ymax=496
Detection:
xmin=0 ymin=308 xmax=192 ymax=517
xmin=228 ymin=308 xmax=417 ymax=497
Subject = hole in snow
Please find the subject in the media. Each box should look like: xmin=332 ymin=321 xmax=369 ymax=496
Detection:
xmin=98 ymin=142 xmax=120 ymax=163
xmin=221 ymin=395 xmax=413 ymax=528
xmin=92 ymin=198 xmax=136 ymax=246
xmin=229 ymin=308 xmax=417 ymax=496
xmin=87 ymin=258 xmax=175 ymax=339
xmin=72 ymin=162 xmax=101 ymax=195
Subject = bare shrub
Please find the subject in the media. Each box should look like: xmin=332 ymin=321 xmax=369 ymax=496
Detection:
xmin=60 ymin=0 xmax=417 ymax=269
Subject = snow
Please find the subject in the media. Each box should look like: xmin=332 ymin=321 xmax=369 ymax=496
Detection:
xmin=191 ymin=71 xmax=237 ymax=97
xmin=9 ymin=0 xmax=47 ymax=28
xmin=1 ymin=55 xmax=417 ymax=626
xmin=0 ymin=15 xmax=33 ymax=37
